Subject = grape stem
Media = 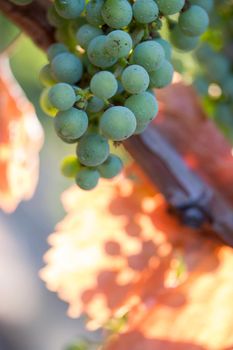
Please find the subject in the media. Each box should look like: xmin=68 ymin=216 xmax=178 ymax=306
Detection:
xmin=1 ymin=0 xmax=233 ymax=246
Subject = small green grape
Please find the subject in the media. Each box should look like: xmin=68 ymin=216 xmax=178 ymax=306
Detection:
xmin=90 ymin=71 xmax=118 ymax=100
xmin=54 ymin=107 xmax=88 ymax=143
xmin=86 ymin=0 xmax=105 ymax=26
xmin=179 ymin=5 xmax=209 ymax=37
xmin=60 ymin=155 xmax=81 ymax=178
xmin=154 ymin=38 xmax=172 ymax=61
xmin=156 ymin=0 xmax=185 ymax=15
xmin=170 ymin=25 xmax=199 ymax=51
xmin=125 ymin=92 xmax=158 ymax=124
xmin=134 ymin=122 xmax=149 ymax=134
xmin=100 ymin=106 xmax=136 ymax=141
xmin=86 ymin=96 xmax=105 ymax=113
xmin=133 ymin=0 xmax=158 ymax=24
xmin=121 ymin=65 xmax=150 ymax=94
xmin=101 ymin=0 xmax=133 ymax=29
xmin=76 ymin=168 xmax=100 ymax=190
xmin=48 ymin=83 xmax=76 ymax=111
xmin=190 ymin=0 xmax=213 ymax=13
xmin=87 ymin=35 xmax=117 ymax=68
xmin=76 ymin=24 xmax=103 ymax=50
xmin=51 ymin=52 xmax=83 ymax=84
xmin=104 ymin=30 xmax=132 ymax=59
xmin=98 ymin=154 xmax=123 ymax=178
xmin=77 ymin=133 xmax=110 ymax=167
xmin=47 ymin=43 xmax=68 ymax=62
xmin=54 ymin=0 xmax=85 ymax=19
xmin=39 ymin=64 xmax=57 ymax=87
xmin=40 ymin=88 xmax=58 ymax=117
xmin=149 ymin=60 xmax=174 ymax=89
xmin=132 ymin=40 xmax=165 ymax=72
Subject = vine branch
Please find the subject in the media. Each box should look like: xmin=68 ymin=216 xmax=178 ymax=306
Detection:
xmin=1 ymin=0 xmax=233 ymax=246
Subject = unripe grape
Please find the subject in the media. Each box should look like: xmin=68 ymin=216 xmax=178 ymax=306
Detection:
xmin=54 ymin=0 xmax=85 ymax=19
xmin=98 ymin=154 xmax=123 ymax=178
xmin=132 ymin=41 xmax=165 ymax=72
xmin=47 ymin=5 xmax=67 ymax=27
xmin=179 ymin=5 xmax=209 ymax=37
xmin=60 ymin=155 xmax=81 ymax=178
xmin=121 ymin=65 xmax=150 ymax=94
xmin=39 ymin=64 xmax=57 ymax=87
xmin=100 ymin=106 xmax=136 ymax=141
xmin=134 ymin=122 xmax=149 ymax=135
xmin=51 ymin=52 xmax=83 ymax=84
xmin=54 ymin=107 xmax=88 ymax=143
xmin=149 ymin=60 xmax=174 ymax=89
xmin=206 ymin=54 xmax=230 ymax=82
xmin=47 ymin=43 xmax=68 ymax=61
xmin=156 ymin=0 xmax=185 ymax=15
xmin=86 ymin=97 xmax=105 ymax=113
xmin=48 ymin=83 xmax=76 ymax=111
xmin=154 ymin=38 xmax=172 ymax=61
xmin=86 ymin=0 xmax=105 ymax=26
xmin=170 ymin=25 xmax=199 ymax=51
xmin=87 ymin=35 xmax=117 ymax=68
xmin=101 ymin=0 xmax=133 ymax=29
xmin=90 ymin=71 xmax=118 ymax=100
xmin=190 ymin=0 xmax=213 ymax=13
xmin=105 ymin=30 xmax=132 ymax=59
xmin=9 ymin=0 xmax=33 ymax=5
xmin=76 ymin=168 xmax=100 ymax=190
xmin=77 ymin=133 xmax=109 ymax=167
xmin=40 ymin=88 xmax=58 ymax=117
xmin=125 ymin=92 xmax=158 ymax=124
xmin=76 ymin=24 xmax=103 ymax=50
xmin=133 ymin=0 xmax=158 ymax=24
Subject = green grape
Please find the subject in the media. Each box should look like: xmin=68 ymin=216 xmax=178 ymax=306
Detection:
xmin=90 ymin=71 xmax=118 ymax=100
xmin=47 ymin=43 xmax=68 ymax=61
xmin=86 ymin=96 xmax=105 ymax=113
xmin=133 ymin=0 xmax=158 ymax=24
xmin=9 ymin=0 xmax=33 ymax=4
xmin=47 ymin=5 xmax=67 ymax=27
xmin=75 ymin=168 xmax=100 ymax=190
xmin=121 ymin=65 xmax=150 ymax=94
xmin=76 ymin=24 xmax=103 ymax=50
xmin=86 ymin=0 xmax=105 ymax=26
xmin=77 ymin=133 xmax=109 ymax=166
xmin=134 ymin=121 xmax=149 ymax=134
xmin=154 ymin=38 xmax=172 ymax=61
xmin=101 ymin=0 xmax=133 ymax=29
xmin=39 ymin=64 xmax=57 ymax=87
xmin=40 ymin=88 xmax=58 ymax=117
xmin=97 ymin=154 xmax=123 ymax=178
xmin=149 ymin=60 xmax=174 ymax=89
xmin=193 ymin=76 xmax=209 ymax=96
xmin=54 ymin=107 xmax=88 ymax=143
xmin=100 ymin=106 xmax=136 ymax=141
xmin=125 ymin=91 xmax=158 ymax=124
xmin=170 ymin=25 xmax=199 ymax=51
xmin=189 ymin=0 xmax=213 ymax=12
xmin=87 ymin=35 xmax=118 ymax=68
xmin=104 ymin=30 xmax=132 ymax=59
xmin=48 ymin=83 xmax=76 ymax=111
xmin=54 ymin=0 xmax=85 ymax=19
xmin=156 ymin=0 xmax=185 ymax=15
xmin=60 ymin=155 xmax=81 ymax=178
xmin=195 ymin=44 xmax=212 ymax=62
xmin=51 ymin=52 xmax=83 ymax=84
xmin=132 ymin=41 xmax=165 ymax=72
xmin=179 ymin=5 xmax=209 ymax=37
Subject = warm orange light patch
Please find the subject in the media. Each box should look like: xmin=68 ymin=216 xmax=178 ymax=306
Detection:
xmin=0 ymin=56 xmax=43 ymax=212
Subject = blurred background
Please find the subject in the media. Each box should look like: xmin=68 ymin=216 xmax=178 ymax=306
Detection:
xmin=0 ymin=27 xmax=88 ymax=349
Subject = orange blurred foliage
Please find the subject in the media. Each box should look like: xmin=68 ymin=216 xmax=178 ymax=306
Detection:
xmin=0 ymin=55 xmax=43 ymax=212
xmin=40 ymin=163 xmax=233 ymax=350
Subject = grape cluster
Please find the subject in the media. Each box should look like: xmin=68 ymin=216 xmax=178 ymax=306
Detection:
xmin=39 ymin=0 xmax=210 ymax=190
xmin=192 ymin=0 xmax=233 ymax=141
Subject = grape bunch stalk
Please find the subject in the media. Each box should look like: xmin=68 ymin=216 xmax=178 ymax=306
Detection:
xmin=11 ymin=0 xmax=210 ymax=190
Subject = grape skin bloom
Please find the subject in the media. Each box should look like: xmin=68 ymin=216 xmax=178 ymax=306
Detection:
xmin=77 ymin=133 xmax=110 ymax=167
xmin=51 ymin=52 xmax=83 ymax=84
xmin=101 ymin=0 xmax=133 ymax=29
xmin=121 ymin=65 xmax=150 ymax=94
xmin=133 ymin=41 xmax=165 ymax=72
xmin=133 ymin=0 xmax=159 ymax=24
xmin=48 ymin=83 xmax=76 ymax=111
xmin=90 ymin=71 xmax=118 ymax=100
xmin=125 ymin=92 xmax=158 ymax=125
